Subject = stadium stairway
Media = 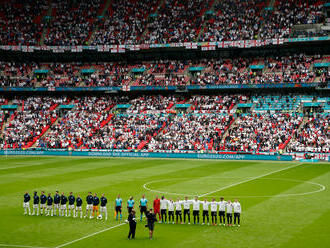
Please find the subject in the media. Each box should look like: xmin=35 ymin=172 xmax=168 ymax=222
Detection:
xmin=24 ymin=102 xmax=60 ymax=148
xmin=0 ymin=101 xmax=23 ymax=140
xmin=138 ymin=0 xmax=166 ymax=42
xmin=137 ymin=120 xmax=168 ymax=150
xmin=88 ymin=0 xmax=112 ymax=44
xmin=256 ymin=0 xmax=276 ymax=39
xmin=283 ymin=116 xmax=308 ymax=152
xmin=77 ymin=104 xmax=116 ymax=149
xmin=219 ymin=116 xmax=238 ymax=145
xmin=196 ymin=0 xmax=216 ymax=41
xmin=39 ymin=0 xmax=54 ymax=45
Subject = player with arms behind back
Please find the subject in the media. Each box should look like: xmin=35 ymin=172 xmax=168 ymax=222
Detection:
xmin=85 ymin=192 xmax=93 ymax=218
xmin=32 ymin=191 xmax=39 ymax=216
xmin=139 ymin=194 xmax=148 ymax=221
xmin=53 ymin=191 xmax=60 ymax=216
xmin=127 ymin=196 xmax=134 ymax=214
xmin=23 ymin=192 xmax=31 ymax=215
xmin=68 ymin=192 xmax=75 ymax=217
xmin=40 ymin=191 xmax=47 ymax=215
xmin=115 ymin=195 xmax=122 ymax=221
xmin=75 ymin=194 xmax=83 ymax=218
xmin=153 ymin=195 xmax=161 ymax=222
xmin=46 ymin=193 xmax=53 ymax=216
xmin=100 ymin=193 xmax=108 ymax=220
xmin=60 ymin=192 xmax=67 ymax=217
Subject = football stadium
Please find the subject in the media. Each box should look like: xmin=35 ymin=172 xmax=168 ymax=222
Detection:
xmin=0 ymin=0 xmax=329 ymax=248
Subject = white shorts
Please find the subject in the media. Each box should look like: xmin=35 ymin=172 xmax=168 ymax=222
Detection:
xmin=86 ymin=204 xmax=93 ymax=210
xmin=54 ymin=204 xmax=60 ymax=208
xmin=33 ymin=204 xmax=39 ymax=208
xmin=76 ymin=206 xmax=82 ymax=211
xmin=47 ymin=205 xmax=53 ymax=209
xmin=60 ymin=205 xmax=66 ymax=210
xmin=40 ymin=204 xmax=46 ymax=208
xmin=100 ymin=206 xmax=107 ymax=212
xmin=23 ymin=202 xmax=30 ymax=208
xmin=69 ymin=204 xmax=75 ymax=209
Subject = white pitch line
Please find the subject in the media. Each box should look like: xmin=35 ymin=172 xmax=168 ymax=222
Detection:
xmin=199 ymin=163 xmax=302 ymax=197
xmin=0 ymin=244 xmax=49 ymax=248
xmin=54 ymin=222 xmax=127 ymax=248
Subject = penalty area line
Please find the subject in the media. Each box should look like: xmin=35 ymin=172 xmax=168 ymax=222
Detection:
xmin=54 ymin=222 xmax=126 ymax=248
xmin=199 ymin=163 xmax=303 ymax=197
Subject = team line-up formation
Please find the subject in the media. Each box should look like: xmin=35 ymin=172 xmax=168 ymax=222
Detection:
xmin=23 ymin=192 xmax=242 ymax=226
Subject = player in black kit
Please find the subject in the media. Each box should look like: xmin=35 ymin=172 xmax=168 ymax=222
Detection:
xmin=60 ymin=193 xmax=68 ymax=217
xmin=68 ymin=192 xmax=75 ymax=217
xmin=32 ymin=191 xmax=39 ymax=216
xmin=40 ymin=191 xmax=47 ymax=215
xmin=46 ymin=193 xmax=53 ymax=216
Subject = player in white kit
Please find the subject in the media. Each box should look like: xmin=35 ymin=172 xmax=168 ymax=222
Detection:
xmin=174 ymin=198 xmax=183 ymax=224
xmin=218 ymin=197 xmax=227 ymax=226
xmin=202 ymin=199 xmax=210 ymax=225
xmin=182 ymin=197 xmax=192 ymax=224
xmin=226 ymin=200 xmax=234 ymax=226
xmin=168 ymin=198 xmax=175 ymax=224
xmin=210 ymin=198 xmax=218 ymax=225
xmin=233 ymin=199 xmax=241 ymax=226
xmin=192 ymin=197 xmax=202 ymax=224
xmin=160 ymin=196 xmax=168 ymax=223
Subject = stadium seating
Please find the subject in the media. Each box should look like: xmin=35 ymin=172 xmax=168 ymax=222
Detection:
xmin=0 ymin=54 xmax=324 ymax=88
xmin=0 ymin=0 xmax=328 ymax=46
xmin=1 ymin=94 xmax=328 ymax=153
xmin=287 ymin=114 xmax=329 ymax=153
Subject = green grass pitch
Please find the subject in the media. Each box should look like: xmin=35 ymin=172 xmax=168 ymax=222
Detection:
xmin=0 ymin=156 xmax=329 ymax=248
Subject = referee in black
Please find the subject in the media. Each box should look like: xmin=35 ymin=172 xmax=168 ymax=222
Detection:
xmin=127 ymin=210 xmax=137 ymax=239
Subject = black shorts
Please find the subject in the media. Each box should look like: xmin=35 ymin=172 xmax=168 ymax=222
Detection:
xmin=140 ymin=206 xmax=147 ymax=213
xmin=211 ymin=211 xmax=217 ymax=217
xmin=115 ymin=206 xmax=122 ymax=213
xmin=168 ymin=211 xmax=174 ymax=215
xmin=175 ymin=210 xmax=182 ymax=215
xmin=161 ymin=209 xmax=167 ymax=215
xmin=128 ymin=207 xmax=133 ymax=213
xmin=193 ymin=210 xmax=199 ymax=216
xmin=234 ymin=213 xmax=240 ymax=217
xmin=148 ymin=223 xmax=154 ymax=231
xmin=226 ymin=213 xmax=232 ymax=217
xmin=203 ymin=210 xmax=209 ymax=216
xmin=219 ymin=211 xmax=225 ymax=216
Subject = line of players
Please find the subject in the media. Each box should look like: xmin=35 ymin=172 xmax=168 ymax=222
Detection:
xmin=23 ymin=192 xmax=241 ymax=226
xmin=23 ymin=191 xmax=110 ymax=219
xmin=153 ymin=196 xmax=241 ymax=226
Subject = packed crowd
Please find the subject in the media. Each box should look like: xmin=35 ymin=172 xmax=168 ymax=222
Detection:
xmin=43 ymin=0 xmax=104 ymax=46
xmin=0 ymin=0 xmax=47 ymax=45
xmin=288 ymin=115 xmax=329 ymax=153
xmin=199 ymin=0 xmax=266 ymax=42
xmin=260 ymin=0 xmax=326 ymax=40
xmin=36 ymin=96 xmax=125 ymax=149
xmin=90 ymin=0 xmax=160 ymax=45
xmin=1 ymin=97 xmax=63 ymax=149
xmin=1 ymin=0 xmax=327 ymax=46
xmin=87 ymin=114 xmax=168 ymax=150
xmin=222 ymin=113 xmax=303 ymax=152
xmin=148 ymin=114 xmax=233 ymax=151
xmin=142 ymin=0 xmax=212 ymax=44
xmin=0 ymin=55 xmax=325 ymax=88
xmin=1 ymin=94 xmax=328 ymax=153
